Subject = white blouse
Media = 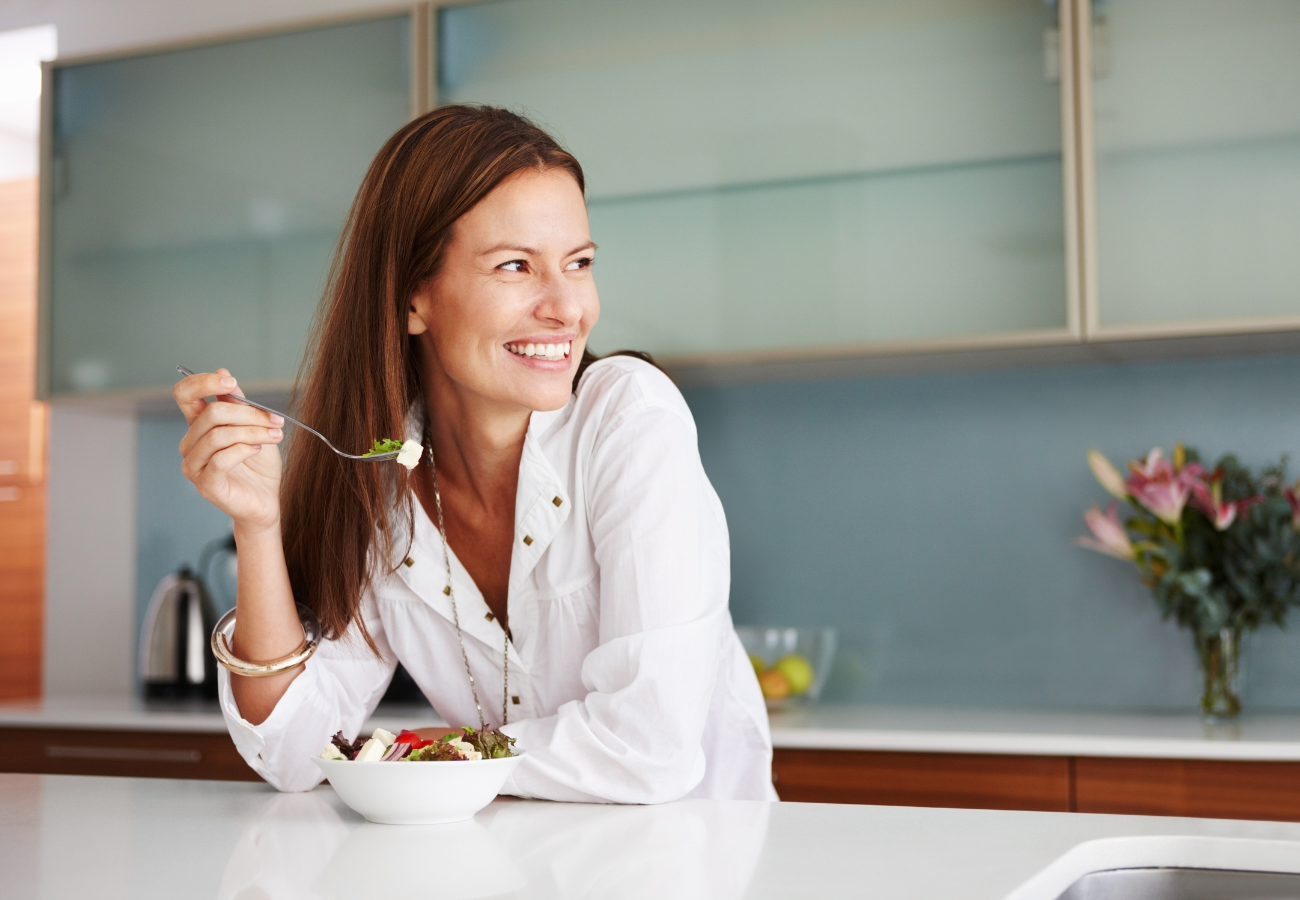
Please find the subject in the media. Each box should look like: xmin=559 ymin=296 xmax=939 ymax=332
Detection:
xmin=219 ymin=356 xmax=777 ymax=803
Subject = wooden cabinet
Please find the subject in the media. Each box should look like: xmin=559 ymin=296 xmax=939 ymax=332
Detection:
xmin=1075 ymin=757 xmax=1300 ymax=822
xmin=772 ymin=749 xmax=1071 ymax=812
xmin=774 ymin=749 xmax=1300 ymax=822
xmin=0 ymin=178 xmax=44 ymax=702
xmin=0 ymin=727 xmax=261 ymax=782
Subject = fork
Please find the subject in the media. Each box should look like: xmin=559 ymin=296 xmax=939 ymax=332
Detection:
xmin=176 ymin=366 xmax=401 ymax=461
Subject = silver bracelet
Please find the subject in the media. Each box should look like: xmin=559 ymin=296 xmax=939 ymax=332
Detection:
xmin=210 ymin=604 xmax=321 ymax=677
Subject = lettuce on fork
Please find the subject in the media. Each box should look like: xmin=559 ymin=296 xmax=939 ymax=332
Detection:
xmin=361 ymin=438 xmax=424 ymax=470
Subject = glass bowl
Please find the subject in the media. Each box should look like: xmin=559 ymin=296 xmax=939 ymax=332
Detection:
xmin=735 ymin=627 xmax=836 ymax=708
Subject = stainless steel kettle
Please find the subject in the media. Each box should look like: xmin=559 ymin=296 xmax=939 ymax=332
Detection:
xmin=139 ymin=567 xmax=218 ymax=699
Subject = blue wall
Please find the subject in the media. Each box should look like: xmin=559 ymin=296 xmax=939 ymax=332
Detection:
xmin=138 ymin=352 xmax=1300 ymax=711
xmin=136 ymin=417 xmax=240 ymax=637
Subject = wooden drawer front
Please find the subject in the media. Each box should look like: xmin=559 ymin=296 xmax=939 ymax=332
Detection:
xmin=1075 ymin=757 xmax=1300 ymax=822
xmin=772 ymin=749 xmax=1071 ymax=811
xmin=0 ymin=481 xmax=43 ymax=701
xmin=0 ymin=728 xmax=262 ymax=782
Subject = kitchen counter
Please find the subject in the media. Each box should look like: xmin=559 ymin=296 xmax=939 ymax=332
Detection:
xmin=0 ymin=696 xmax=445 ymax=736
xmin=767 ymin=704 xmax=1300 ymax=760
xmin=7 ymin=697 xmax=1300 ymax=759
xmin=6 ymin=772 xmax=1300 ymax=899
xmin=8 ymin=697 xmax=1300 ymax=760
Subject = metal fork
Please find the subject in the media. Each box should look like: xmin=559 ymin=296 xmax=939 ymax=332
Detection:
xmin=176 ymin=366 xmax=401 ymax=461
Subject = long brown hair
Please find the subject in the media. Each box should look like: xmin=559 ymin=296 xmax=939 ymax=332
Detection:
xmin=281 ymin=105 xmax=588 ymax=648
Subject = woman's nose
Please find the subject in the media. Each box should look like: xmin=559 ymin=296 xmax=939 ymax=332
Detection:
xmin=534 ymin=269 xmax=583 ymax=325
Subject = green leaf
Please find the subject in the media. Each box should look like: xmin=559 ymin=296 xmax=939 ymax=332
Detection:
xmin=361 ymin=438 xmax=404 ymax=457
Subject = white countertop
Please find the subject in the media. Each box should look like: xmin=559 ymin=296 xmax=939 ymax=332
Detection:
xmin=7 ymin=697 xmax=1300 ymax=761
xmin=5 ymin=772 xmax=1300 ymax=900
xmin=767 ymin=704 xmax=1300 ymax=761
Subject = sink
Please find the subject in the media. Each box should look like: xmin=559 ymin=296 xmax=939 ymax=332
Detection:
xmin=1006 ymin=837 xmax=1300 ymax=900
xmin=1055 ymin=867 xmax=1300 ymax=899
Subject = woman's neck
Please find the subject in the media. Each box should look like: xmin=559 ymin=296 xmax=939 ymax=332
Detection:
xmin=423 ymin=375 xmax=529 ymax=513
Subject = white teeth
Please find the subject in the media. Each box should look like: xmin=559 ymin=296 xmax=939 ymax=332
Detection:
xmin=506 ymin=341 xmax=572 ymax=360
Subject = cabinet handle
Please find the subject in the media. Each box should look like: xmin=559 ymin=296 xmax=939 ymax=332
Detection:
xmin=45 ymin=745 xmax=202 ymax=763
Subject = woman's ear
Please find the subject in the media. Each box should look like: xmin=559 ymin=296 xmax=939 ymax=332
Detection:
xmin=407 ymin=290 xmax=430 ymax=336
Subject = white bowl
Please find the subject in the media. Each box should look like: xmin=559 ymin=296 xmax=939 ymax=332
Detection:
xmin=312 ymin=751 xmax=524 ymax=825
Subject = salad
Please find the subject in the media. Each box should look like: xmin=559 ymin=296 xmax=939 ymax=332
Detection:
xmin=361 ymin=438 xmax=424 ymax=470
xmin=319 ymin=726 xmax=515 ymax=762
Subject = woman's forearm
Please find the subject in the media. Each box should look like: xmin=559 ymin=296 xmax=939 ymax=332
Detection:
xmin=229 ymin=521 xmax=304 ymax=725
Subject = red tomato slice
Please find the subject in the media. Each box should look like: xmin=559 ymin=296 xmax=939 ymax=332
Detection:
xmin=395 ymin=730 xmax=432 ymax=749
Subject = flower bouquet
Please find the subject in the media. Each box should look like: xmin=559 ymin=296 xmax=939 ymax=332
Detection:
xmin=1079 ymin=445 xmax=1300 ymax=720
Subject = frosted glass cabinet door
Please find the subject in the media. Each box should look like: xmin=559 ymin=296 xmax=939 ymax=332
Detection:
xmin=47 ymin=15 xmax=411 ymax=396
xmin=440 ymin=0 xmax=1070 ymax=359
xmin=1090 ymin=0 xmax=1300 ymax=331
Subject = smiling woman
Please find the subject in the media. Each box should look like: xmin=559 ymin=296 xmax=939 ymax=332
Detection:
xmin=171 ymin=106 xmax=774 ymax=803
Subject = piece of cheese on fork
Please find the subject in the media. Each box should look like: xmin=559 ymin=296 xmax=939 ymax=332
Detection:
xmin=395 ymin=440 xmax=423 ymax=470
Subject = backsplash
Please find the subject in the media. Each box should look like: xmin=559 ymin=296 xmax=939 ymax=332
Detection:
xmin=138 ymin=352 xmax=1300 ymax=711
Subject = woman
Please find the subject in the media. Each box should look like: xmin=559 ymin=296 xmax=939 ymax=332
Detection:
xmin=174 ymin=105 xmax=774 ymax=802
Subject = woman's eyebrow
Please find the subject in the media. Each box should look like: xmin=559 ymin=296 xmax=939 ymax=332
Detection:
xmin=480 ymin=243 xmax=539 ymax=256
xmin=479 ymin=241 xmax=598 ymax=257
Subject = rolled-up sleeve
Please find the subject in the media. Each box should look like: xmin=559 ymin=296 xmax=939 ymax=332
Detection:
xmin=219 ymin=596 xmax=396 ymax=791
xmin=501 ymin=389 xmax=731 ymax=804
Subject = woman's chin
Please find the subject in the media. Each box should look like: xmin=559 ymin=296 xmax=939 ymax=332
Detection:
xmin=497 ymin=370 xmax=576 ymax=413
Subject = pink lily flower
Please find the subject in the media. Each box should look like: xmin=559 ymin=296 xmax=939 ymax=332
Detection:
xmin=1189 ymin=477 xmax=1264 ymax=532
xmin=1286 ymin=485 xmax=1300 ymax=529
xmin=1087 ymin=450 xmax=1128 ymax=499
xmin=1125 ymin=448 xmax=1194 ymax=525
xmin=1077 ymin=502 xmax=1135 ymax=561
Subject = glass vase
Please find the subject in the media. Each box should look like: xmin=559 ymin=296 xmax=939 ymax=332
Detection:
xmin=1195 ymin=627 xmax=1244 ymax=722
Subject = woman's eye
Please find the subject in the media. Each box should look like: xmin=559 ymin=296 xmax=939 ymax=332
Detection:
xmin=498 ymin=260 xmax=526 ymax=273
xmin=566 ymin=257 xmax=594 ymax=271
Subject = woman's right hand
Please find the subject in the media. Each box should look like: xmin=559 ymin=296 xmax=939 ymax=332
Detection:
xmin=174 ymin=368 xmax=285 ymax=534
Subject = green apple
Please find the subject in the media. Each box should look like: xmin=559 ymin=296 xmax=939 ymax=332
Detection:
xmin=748 ymin=653 xmax=767 ymax=678
xmin=774 ymin=654 xmax=815 ymax=696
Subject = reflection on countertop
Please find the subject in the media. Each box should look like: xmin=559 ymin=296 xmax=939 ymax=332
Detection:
xmin=218 ymin=788 xmax=769 ymax=900
xmin=7 ymin=773 xmax=1300 ymax=900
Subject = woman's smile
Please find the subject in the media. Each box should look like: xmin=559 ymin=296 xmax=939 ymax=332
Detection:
xmin=504 ymin=334 xmax=574 ymax=367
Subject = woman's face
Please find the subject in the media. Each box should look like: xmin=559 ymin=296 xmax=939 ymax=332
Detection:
xmin=409 ymin=167 xmax=599 ymax=415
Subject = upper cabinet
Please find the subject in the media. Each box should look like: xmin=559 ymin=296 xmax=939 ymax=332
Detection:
xmin=439 ymin=0 xmax=1075 ymax=361
xmin=1084 ymin=0 xmax=1300 ymax=335
xmin=42 ymin=13 xmax=415 ymax=399
xmin=37 ymin=1 xmax=1300 ymax=399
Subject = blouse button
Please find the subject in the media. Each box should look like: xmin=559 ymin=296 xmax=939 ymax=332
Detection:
xmin=485 ymin=612 xmax=494 ymax=622
xmin=523 ymin=535 xmax=533 ymax=546
xmin=552 ymin=496 xmax=562 ymax=507
xmin=403 ymin=557 xmax=414 ymax=567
